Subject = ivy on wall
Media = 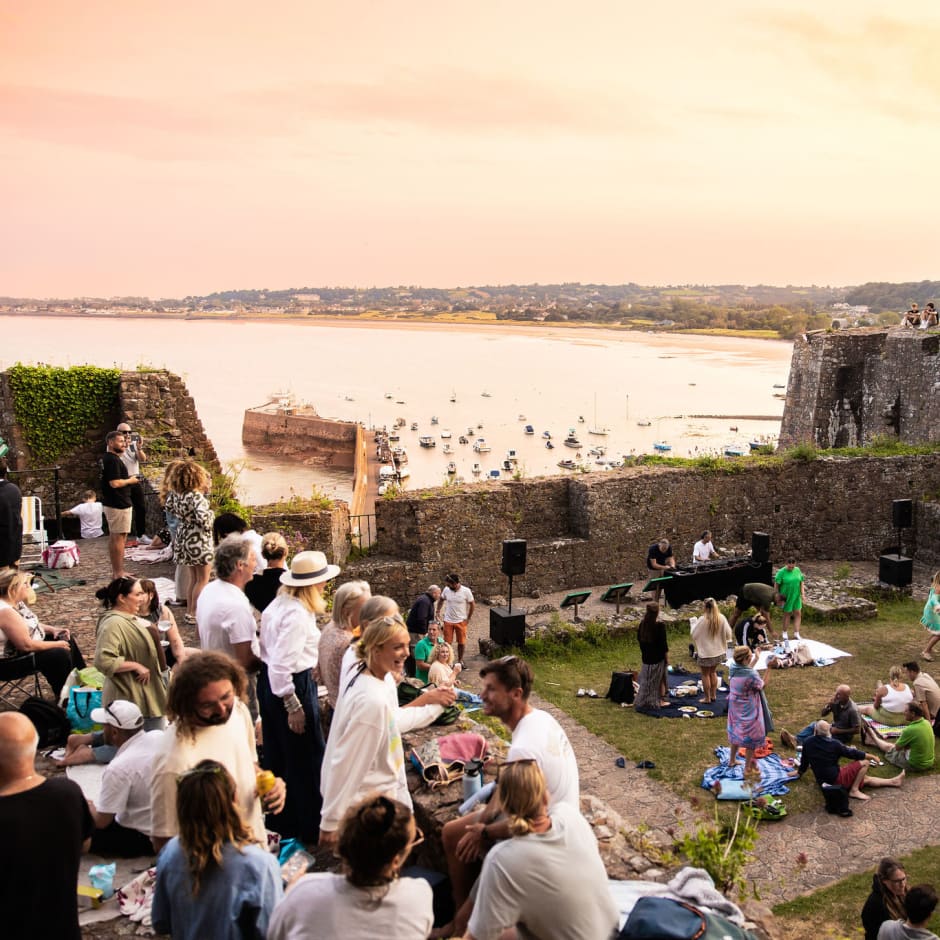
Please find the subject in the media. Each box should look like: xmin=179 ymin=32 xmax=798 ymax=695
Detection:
xmin=8 ymin=364 xmax=121 ymax=465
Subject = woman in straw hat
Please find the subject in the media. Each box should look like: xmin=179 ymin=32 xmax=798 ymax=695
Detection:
xmin=258 ymin=550 xmax=340 ymax=845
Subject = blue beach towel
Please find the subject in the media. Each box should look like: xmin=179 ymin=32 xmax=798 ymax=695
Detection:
xmin=701 ymin=747 xmax=793 ymax=797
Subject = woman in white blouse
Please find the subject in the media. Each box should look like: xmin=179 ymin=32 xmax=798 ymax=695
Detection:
xmin=259 ymin=550 xmax=340 ymax=845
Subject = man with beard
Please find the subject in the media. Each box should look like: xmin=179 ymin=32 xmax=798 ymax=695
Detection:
xmin=150 ymin=652 xmax=285 ymax=851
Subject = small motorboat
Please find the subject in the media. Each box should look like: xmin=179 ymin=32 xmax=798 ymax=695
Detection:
xmin=392 ymin=447 xmax=408 ymax=465
xmin=545 ymin=440 xmax=555 ymax=450
xmin=505 ymin=449 xmax=519 ymax=464
xmin=441 ymin=429 xmax=452 ymax=438
xmin=384 ymin=392 xmax=393 ymax=399
xmin=467 ymin=426 xmax=476 ymax=435
xmin=729 ymin=425 xmax=739 ymax=432
xmin=724 ymin=444 xmax=748 ymax=457
xmin=447 ymin=462 xmax=457 ymax=474
xmin=481 ymin=390 xmax=492 ymax=397
xmin=419 ymin=436 xmax=436 ymax=448
xmin=410 ymin=422 xmax=418 ymax=431
xmin=773 ymin=383 xmax=786 ymax=389
xmin=637 ymin=419 xmax=652 ymax=427
xmin=458 ymin=435 xmax=469 ymax=444
xmin=344 ymin=395 xmax=354 ymax=401
xmin=489 ymin=469 xmax=501 ymax=479
xmin=563 ymin=435 xmax=582 ymax=448
xmin=450 ymin=390 xmax=457 ymax=402
xmin=473 ymin=439 xmax=492 ymax=453
xmin=431 ymin=416 xmax=439 ymax=425
xmin=542 ymin=430 xmax=552 ymax=439
xmin=524 ymin=425 xmax=535 ymax=435
xmin=442 ymin=443 xmax=453 ymax=454
xmin=749 ymin=440 xmax=765 ymax=451
xmin=395 ymin=400 xmax=406 ymax=405
xmin=557 ymin=459 xmax=579 ymax=470
xmin=577 ymin=415 xmax=585 ymax=423
xmin=518 ymin=414 xmax=527 ymax=421
xmin=587 ymin=445 xmax=606 ymax=457
xmin=653 ymin=441 xmax=672 ymax=452
xmin=502 ymin=459 xmax=513 ymax=471
xmin=388 ymin=432 xmax=400 ymax=442
xmin=471 ymin=462 xmax=482 ymax=475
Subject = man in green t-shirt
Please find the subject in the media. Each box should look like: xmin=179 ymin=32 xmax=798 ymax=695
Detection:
xmin=414 ymin=622 xmax=444 ymax=683
xmin=863 ymin=702 xmax=936 ymax=771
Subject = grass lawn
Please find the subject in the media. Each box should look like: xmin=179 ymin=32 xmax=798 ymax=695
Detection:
xmin=525 ymin=596 xmax=940 ymax=936
xmin=526 ymin=597 xmax=935 ymax=815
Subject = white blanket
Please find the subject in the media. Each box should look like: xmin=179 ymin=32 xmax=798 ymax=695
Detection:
xmin=726 ymin=637 xmax=851 ymax=672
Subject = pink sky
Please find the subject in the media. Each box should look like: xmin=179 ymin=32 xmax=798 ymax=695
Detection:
xmin=2 ymin=1 xmax=939 ymax=297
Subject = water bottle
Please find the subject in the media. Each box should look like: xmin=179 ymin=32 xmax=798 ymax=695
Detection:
xmin=463 ymin=759 xmax=483 ymax=802
xmin=782 ymin=631 xmax=790 ymax=653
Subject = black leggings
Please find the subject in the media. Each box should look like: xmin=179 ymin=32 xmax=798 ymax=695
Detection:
xmin=35 ymin=634 xmax=86 ymax=697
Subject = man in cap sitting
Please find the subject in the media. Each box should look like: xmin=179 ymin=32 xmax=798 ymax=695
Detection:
xmin=87 ymin=699 xmax=165 ymax=856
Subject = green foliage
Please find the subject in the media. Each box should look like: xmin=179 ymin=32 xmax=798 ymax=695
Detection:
xmin=833 ymin=563 xmax=852 ymax=581
xmin=263 ymin=486 xmax=334 ymax=513
xmin=673 ymin=801 xmax=760 ymax=899
xmin=8 ymin=364 xmax=121 ymax=465
xmin=520 ymin=616 xmax=612 ymax=658
xmin=782 ymin=442 xmax=818 ymax=462
xmin=209 ymin=463 xmax=252 ymax=521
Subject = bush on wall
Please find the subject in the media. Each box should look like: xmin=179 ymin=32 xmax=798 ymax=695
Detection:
xmin=8 ymin=364 xmax=121 ymax=465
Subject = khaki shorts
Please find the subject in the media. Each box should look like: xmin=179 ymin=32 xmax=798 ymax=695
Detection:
xmin=443 ymin=620 xmax=468 ymax=645
xmin=103 ymin=506 xmax=133 ymax=535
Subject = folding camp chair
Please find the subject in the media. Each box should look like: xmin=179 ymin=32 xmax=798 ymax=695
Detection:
xmin=0 ymin=652 xmax=46 ymax=709
xmin=19 ymin=496 xmax=48 ymax=568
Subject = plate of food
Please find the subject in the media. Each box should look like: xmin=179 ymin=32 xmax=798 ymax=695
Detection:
xmin=695 ymin=709 xmax=714 ymax=718
xmin=678 ymin=705 xmax=697 ymax=713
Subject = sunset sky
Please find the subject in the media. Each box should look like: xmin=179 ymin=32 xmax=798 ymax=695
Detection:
xmin=2 ymin=2 xmax=939 ymax=297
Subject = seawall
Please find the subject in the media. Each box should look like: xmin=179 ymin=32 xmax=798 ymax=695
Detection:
xmin=242 ymin=408 xmax=357 ymax=469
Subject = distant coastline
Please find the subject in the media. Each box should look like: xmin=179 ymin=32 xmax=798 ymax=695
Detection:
xmin=0 ymin=308 xmax=791 ymax=343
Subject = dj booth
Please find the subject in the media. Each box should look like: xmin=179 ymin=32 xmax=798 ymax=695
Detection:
xmin=661 ymin=557 xmax=772 ymax=608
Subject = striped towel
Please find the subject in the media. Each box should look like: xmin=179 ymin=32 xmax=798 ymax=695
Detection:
xmin=701 ymin=747 xmax=794 ymax=796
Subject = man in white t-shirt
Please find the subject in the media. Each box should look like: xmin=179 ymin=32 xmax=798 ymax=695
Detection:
xmin=64 ymin=490 xmax=104 ymax=539
xmin=440 ymin=655 xmax=580 ymax=932
xmin=692 ymin=529 xmax=718 ymax=565
xmin=435 ymin=572 xmax=475 ymax=667
xmin=86 ymin=700 xmax=164 ymax=857
xmin=197 ymin=535 xmax=261 ymax=675
xmin=150 ymin=652 xmax=285 ymax=851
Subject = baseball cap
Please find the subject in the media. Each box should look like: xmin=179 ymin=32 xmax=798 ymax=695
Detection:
xmin=90 ymin=700 xmax=144 ymax=730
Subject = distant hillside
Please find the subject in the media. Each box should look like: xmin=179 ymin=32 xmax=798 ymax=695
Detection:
xmin=844 ymin=281 xmax=940 ymax=312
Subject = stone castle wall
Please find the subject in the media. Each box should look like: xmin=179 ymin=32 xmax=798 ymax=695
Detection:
xmin=0 ymin=369 xmax=219 ymax=533
xmin=346 ymin=455 xmax=940 ymax=604
xmin=779 ymin=328 xmax=940 ymax=448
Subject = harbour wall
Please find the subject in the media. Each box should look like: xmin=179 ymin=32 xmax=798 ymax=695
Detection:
xmin=242 ymin=408 xmax=358 ymax=469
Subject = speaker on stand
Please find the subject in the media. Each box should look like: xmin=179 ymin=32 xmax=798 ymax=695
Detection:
xmin=881 ymin=499 xmax=913 ymax=587
xmin=492 ymin=539 xmax=528 ymax=648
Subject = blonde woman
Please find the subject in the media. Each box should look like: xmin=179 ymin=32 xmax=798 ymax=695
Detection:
xmin=691 ymin=597 xmax=733 ymax=704
xmin=318 ymin=579 xmax=372 ymax=707
xmin=859 ymin=666 xmax=914 ymax=727
xmin=245 ymin=531 xmax=289 ymax=614
xmin=164 ymin=460 xmax=214 ymax=622
xmin=921 ymin=570 xmax=940 ymax=661
xmin=319 ymin=602 xmax=445 ymax=848
xmin=466 ymin=760 xmax=618 ymax=940
xmin=152 ymin=760 xmax=282 ymax=939
xmin=0 ymin=567 xmax=85 ymax=694
xmin=258 ymin=550 xmax=339 ymax=845
xmin=427 ymin=642 xmax=462 ymax=689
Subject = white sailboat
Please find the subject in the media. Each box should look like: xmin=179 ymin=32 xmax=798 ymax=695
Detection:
xmin=588 ymin=393 xmax=610 ymax=436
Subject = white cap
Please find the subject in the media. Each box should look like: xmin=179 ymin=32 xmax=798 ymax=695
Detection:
xmin=90 ymin=700 xmax=144 ymax=730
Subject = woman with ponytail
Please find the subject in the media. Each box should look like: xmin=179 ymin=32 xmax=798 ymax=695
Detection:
xmin=466 ymin=759 xmax=618 ymax=940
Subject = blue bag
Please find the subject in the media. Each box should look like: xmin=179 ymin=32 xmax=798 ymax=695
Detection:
xmin=67 ymin=687 xmax=103 ymax=732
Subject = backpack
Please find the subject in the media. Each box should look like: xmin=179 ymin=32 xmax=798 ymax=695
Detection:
xmin=19 ymin=696 xmax=72 ymax=747
xmin=606 ymin=671 xmax=635 ymax=705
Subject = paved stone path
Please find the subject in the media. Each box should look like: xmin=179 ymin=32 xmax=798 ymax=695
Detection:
xmin=25 ymin=541 xmax=940 ymax=916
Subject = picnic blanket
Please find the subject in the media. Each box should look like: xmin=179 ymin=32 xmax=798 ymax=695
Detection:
xmin=862 ymin=712 xmax=905 ymax=740
xmin=701 ymin=747 xmax=795 ymax=797
xmin=29 ymin=568 xmax=87 ymax=594
xmin=124 ymin=545 xmax=173 ymax=564
xmin=636 ymin=671 xmax=730 ymax=718
xmin=739 ymin=637 xmax=851 ymax=672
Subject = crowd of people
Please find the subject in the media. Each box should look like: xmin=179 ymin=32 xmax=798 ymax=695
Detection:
xmin=3 ymin=429 xmax=940 ymax=938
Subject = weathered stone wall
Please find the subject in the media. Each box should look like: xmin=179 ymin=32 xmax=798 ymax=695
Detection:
xmin=0 ymin=369 xmax=220 ymax=535
xmin=780 ymin=328 xmax=940 ymax=448
xmin=250 ymin=504 xmax=351 ymax=566
xmin=345 ymin=455 xmax=940 ymax=605
xmin=242 ymin=410 xmax=357 ymax=469
xmin=919 ymin=501 xmax=940 ymax=569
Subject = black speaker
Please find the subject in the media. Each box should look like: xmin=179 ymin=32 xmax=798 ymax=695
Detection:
xmin=501 ymin=539 xmax=527 ymax=576
xmin=751 ymin=532 xmax=770 ymax=564
xmin=892 ymin=499 xmax=913 ymax=529
xmin=490 ymin=607 xmax=526 ymax=647
xmin=879 ymin=553 xmax=913 ymax=587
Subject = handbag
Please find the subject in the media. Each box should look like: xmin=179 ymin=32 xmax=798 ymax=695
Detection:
xmin=67 ymin=686 xmax=104 ymax=732
xmin=606 ymin=671 xmax=635 ymax=705
xmin=410 ymin=732 xmax=488 ymax=789
xmin=42 ymin=540 xmax=80 ymax=569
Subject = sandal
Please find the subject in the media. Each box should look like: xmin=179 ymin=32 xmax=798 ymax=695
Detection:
xmin=184 ymin=614 xmax=197 ymax=626
xmin=922 ymin=652 xmax=934 ymax=662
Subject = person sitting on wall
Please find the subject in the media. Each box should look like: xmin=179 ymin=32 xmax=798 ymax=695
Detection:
xmin=903 ymin=303 xmax=922 ymax=328
xmin=923 ymin=302 xmax=939 ymax=329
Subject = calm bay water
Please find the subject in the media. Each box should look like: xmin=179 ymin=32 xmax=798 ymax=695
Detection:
xmin=0 ymin=316 xmax=792 ymax=504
